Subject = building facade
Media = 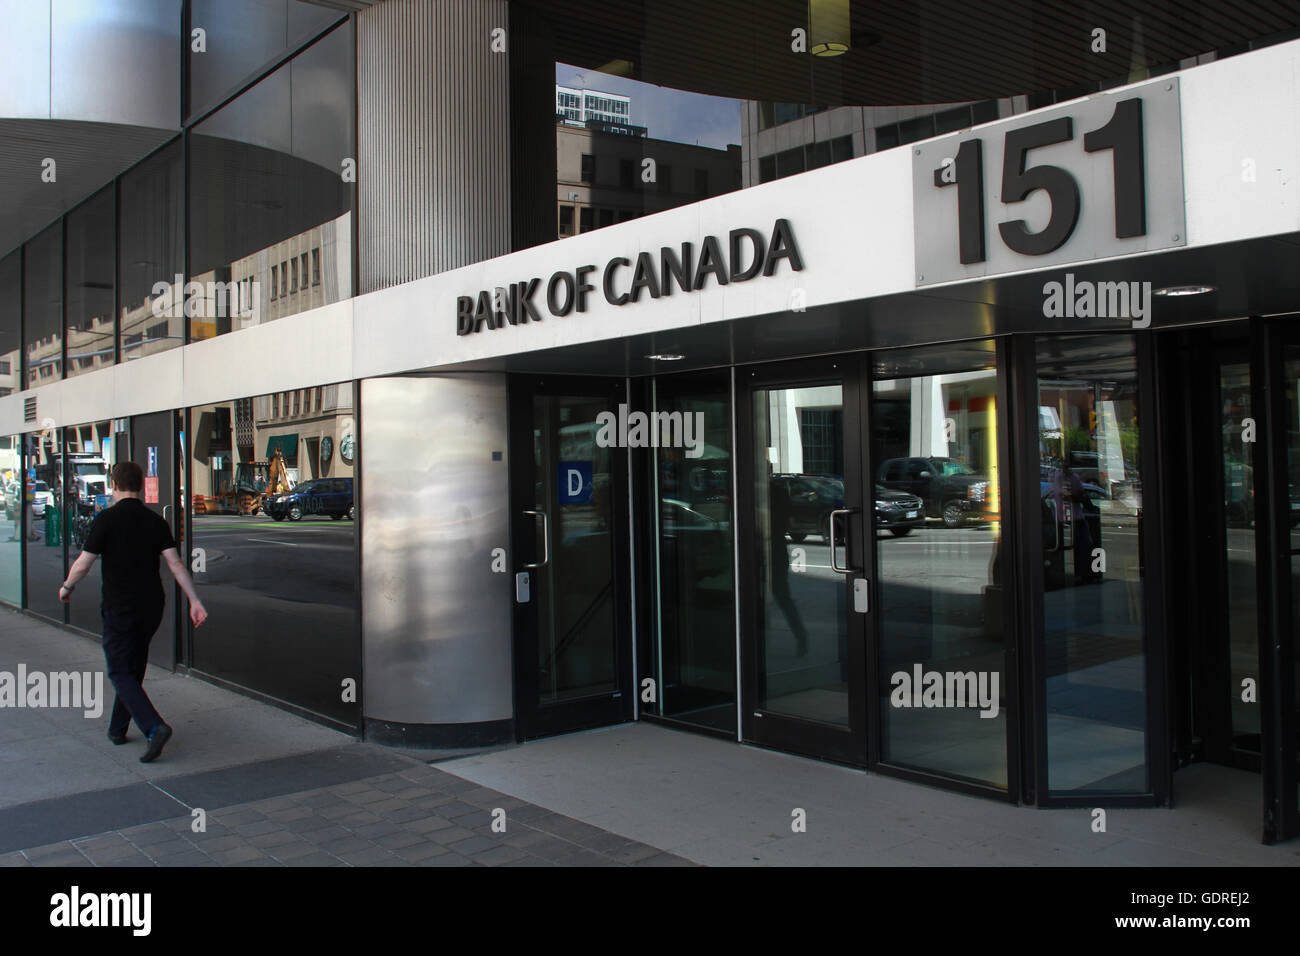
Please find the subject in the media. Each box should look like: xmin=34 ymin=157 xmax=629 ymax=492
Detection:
xmin=3 ymin=0 xmax=1300 ymax=844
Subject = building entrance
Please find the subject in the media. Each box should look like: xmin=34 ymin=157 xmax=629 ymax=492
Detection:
xmin=508 ymin=375 xmax=635 ymax=740
xmin=736 ymin=342 xmax=1014 ymax=791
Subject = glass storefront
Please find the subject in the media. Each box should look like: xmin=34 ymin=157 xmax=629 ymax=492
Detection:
xmin=188 ymin=383 xmax=359 ymax=725
xmin=649 ymin=371 xmax=735 ymax=732
xmin=119 ymin=140 xmax=184 ymax=363
xmin=1035 ymin=335 xmax=1147 ymax=795
xmin=873 ymin=341 xmax=1007 ymax=789
xmin=188 ymin=21 xmax=354 ymax=341
xmin=64 ymin=186 xmax=116 ymax=378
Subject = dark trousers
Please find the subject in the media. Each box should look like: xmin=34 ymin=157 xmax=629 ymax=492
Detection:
xmin=102 ymin=603 xmax=166 ymax=737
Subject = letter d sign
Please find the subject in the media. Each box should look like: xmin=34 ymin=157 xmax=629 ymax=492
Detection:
xmin=557 ymin=460 xmax=593 ymax=504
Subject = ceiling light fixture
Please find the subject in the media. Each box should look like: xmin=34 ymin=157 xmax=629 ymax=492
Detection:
xmin=809 ymin=0 xmax=851 ymax=57
xmin=1153 ymin=284 xmax=1216 ymax=297
xmin=646 ymin=352 xmax=684 ymax=361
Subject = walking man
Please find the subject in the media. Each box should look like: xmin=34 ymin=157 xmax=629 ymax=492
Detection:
xmin=58 ymin=461 xmax=207 ymax=762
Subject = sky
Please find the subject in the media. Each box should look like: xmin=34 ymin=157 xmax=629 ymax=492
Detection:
xmin=556 ymin=63 xmax=742 ymax=150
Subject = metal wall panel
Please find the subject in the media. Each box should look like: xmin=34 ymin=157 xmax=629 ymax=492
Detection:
xmin=357 ymin=0 xmax=511 ymax=293
xmin=360 ymin=373 xmax=513 ymax=725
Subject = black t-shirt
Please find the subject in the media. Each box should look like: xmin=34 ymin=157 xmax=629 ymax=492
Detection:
xmin=82 ymin=498 xmax=177 ymax=612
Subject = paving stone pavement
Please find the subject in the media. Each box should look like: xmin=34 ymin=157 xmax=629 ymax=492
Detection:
xmin=0 ymin=763 xmax=694 ymax=868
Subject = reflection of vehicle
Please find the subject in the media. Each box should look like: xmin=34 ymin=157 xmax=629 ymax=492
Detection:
xmin=772 ymin=473 xmax=843 ymax=542
xmin=198 ymin=449 xmax=293 ymax=515
xmin=660 ymin=497 xmax=729 ymax=578
xmin=874 ymin=485 xmax=924 ymax=537
xmin=878 ymin=457 xmax=990 ymax=528
xmin=265 ymin=477 xmax=354 ymax=521
xmin=30 ymin=481 xmax=52 ymax=518
xmin=75 ymin=475 xmax=109 ymax=515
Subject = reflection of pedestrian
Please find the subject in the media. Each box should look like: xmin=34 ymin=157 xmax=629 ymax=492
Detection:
xmin=1052 ymin=462 xmax=1097 ymax=584
xmin=58 ymin=462 xmax=208 ymax=762
xmin=769 ymin=477 xmax=810 ymax=656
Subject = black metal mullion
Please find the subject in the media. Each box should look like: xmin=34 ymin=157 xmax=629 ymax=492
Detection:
xmin=994 ymin=335 xmax=1021 ymax=805
xmin=1138 ymin=328 xmax=1171 ymax=806
xmin=1010 ymin=335 xmax=1045 ymax=805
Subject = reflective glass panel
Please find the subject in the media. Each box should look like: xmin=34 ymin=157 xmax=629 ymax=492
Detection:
xmin=189 ymin=383 xmax=358 ymax=724
xmin=873 ymin=340 xmax=1006 ymax=788
xmin=1038 ymin=335 xmax=1147 ymax=794
xmin=651 ymin=372 xmax=734 ymax=732
xmin=753 ymin=383 xmax=848 ymax=726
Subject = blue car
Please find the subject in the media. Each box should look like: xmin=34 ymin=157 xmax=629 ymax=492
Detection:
xmin=265 ymin=477 xmax=354 ymax=521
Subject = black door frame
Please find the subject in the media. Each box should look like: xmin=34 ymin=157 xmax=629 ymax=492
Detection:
xmin=735 ymin=353 xmax=872 ymax=767
xmin=508 ymin=373 xmax=635 ymax=741
xmin=1255 ymin=316 xmax=1300 ymax=843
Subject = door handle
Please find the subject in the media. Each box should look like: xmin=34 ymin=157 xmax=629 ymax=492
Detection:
xmin=828 ymin=508 xmax=855 ymax=574
xmin=522 ymin=510 xmax=549 ymax=569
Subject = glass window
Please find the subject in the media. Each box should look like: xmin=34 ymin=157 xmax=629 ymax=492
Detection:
xmin=66 ymin=421 xmax=116 ymax=636
xmin=189 ymin=382 xmax=358 ymax=725
xmin=1036 ymin=334 xmax=1146 ymax=794
xmin=579 ymin=207 xmax=592 ymax=232
xmin=650 ymin=372 xmax=734 ymax=732
xmin=311 ymin=248 xmax=320 ymax=285
xmin=291 ymin=257 xmax=298 ymax=293
xmin=0 ymin=430 xmax=21 ymax=606
xmin=873 ymin=340 xmax=1006 ymax=788
xmin=189 ymin=22 xmax=353 ymax=340
xmin=24 ymin=430 xmax=65 ymax=621
xmin=559 ymin=205 xmax=574 ymax=234
xmin=270 ymin=264 xmax=278 ymax=299
xmin=0 ymin=252 xmax=19 ymax=395
xmin=188 ymin=0 xmax=345 ymax=120
xmin=24 ymin=223 xmax=62 ymax=388
xmin=119 ymin=140 xmax=184 ymax=362
xmin=65 ymin=187 xmax=116 ymax=378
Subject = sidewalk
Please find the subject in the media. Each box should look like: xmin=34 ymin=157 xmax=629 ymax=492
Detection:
xmin=1 ymin=606 xmax=1297 ymax=866
xmin=0 ymin=608 xmax=687 ymax=867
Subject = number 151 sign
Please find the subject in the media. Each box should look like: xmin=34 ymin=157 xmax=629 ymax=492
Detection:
xmin=912 ymin=78 xmax=1185 ymax=287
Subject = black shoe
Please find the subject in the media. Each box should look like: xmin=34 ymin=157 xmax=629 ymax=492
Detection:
xmin=140 ymin=723 xmax=172 ymax=763
xmin=108 ymin=730 xmax=128 ymax=745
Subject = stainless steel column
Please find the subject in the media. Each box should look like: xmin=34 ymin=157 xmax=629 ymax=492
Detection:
xmin=360 ymin=374 xmax=513 ymax=744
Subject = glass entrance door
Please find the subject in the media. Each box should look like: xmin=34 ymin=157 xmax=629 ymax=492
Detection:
xmin=509 ymin=375 xmax=633 ymax=740
xmin=1025 ymin=333 xmax=1163 ymax=803
xmin=739 ymin=357 xmax=870 ymax=765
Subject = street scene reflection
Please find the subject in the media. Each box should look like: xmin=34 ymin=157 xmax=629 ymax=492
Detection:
xmin=189 ymin=383 xmax=359 ymax=725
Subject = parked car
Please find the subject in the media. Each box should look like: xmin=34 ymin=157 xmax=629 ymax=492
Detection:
xmin=659 ymin=497 xmax=730 ymax=578
xmin=30 ymin=481 xmax=52 ymax=518
xmin=265 ymin=477 xmax=354 ymax=521
xmin=874 ymin=485 xmax=925 ymax=536
xmin=772 ymin=473 xmax=843 ymax=542
xmin=878 ymin=457 xmax=990 ymax=528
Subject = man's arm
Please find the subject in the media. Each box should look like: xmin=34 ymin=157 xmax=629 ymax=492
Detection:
xmin=58 ymin=551 xmax=98 ymax=603
xmin=162 ymin=547 xmax=208 ymax=627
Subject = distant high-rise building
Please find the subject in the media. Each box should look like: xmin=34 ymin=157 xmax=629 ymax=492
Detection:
xmin=556 ymin=85 xmax=632 ymax=127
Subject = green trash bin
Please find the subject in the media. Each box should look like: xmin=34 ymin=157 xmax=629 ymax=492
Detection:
xmin=44 ymin=505 xmax=60 ymax=546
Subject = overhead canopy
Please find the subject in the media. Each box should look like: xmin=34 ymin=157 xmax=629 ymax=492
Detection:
xmin=265 ymin=434 xmax=299 ymax=459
